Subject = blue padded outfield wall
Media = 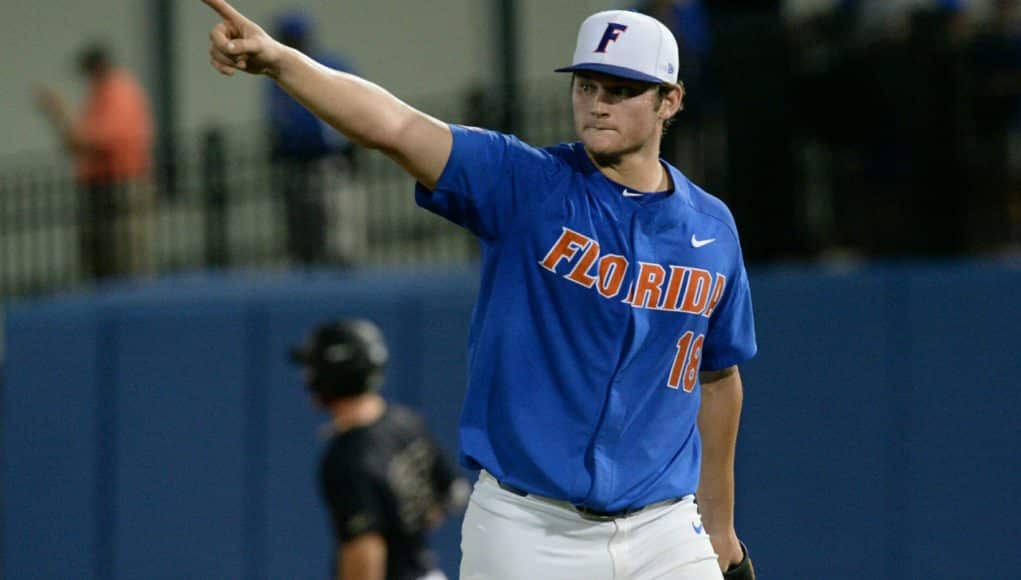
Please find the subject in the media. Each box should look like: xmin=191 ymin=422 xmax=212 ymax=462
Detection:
xmin=3 ymin=261 xmax=1020 ymax=579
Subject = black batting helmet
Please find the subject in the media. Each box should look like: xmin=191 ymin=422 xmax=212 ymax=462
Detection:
xmin=289 ymin=319 xmax=389 ymax=401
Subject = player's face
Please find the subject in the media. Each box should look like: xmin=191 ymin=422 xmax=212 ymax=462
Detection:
xmin=571 ymin=72 xmax=669 ymax=161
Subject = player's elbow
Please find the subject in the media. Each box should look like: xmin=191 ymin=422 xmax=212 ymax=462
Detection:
xmin=700 ymin=365 xmax=739 ymax=388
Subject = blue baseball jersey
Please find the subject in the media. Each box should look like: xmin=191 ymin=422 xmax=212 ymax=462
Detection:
xmin=415 ymin=125 xmax=756 ymax=511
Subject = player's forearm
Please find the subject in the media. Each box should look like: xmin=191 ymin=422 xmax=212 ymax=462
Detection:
xmin=696 ymin=367 xmax=743 ymax=536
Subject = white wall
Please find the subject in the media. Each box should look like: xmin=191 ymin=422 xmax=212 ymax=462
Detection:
xmin=2 ymin=0 xmax=619 ymax=159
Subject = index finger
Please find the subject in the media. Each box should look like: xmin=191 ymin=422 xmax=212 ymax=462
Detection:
xmin=201 ymin=0 xmax=247 ymax=25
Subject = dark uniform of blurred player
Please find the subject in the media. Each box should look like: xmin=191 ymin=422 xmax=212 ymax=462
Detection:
xmin=290 ymin=319 xmax=468 ymax=580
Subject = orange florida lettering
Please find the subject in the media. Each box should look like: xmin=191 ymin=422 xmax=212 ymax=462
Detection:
xmin=633 ymin=262 xmax=667 ymax=309
xmin=538 ymin=228 xmax=727 ymax=316
xmin=566 ymin=240 xmax=600 ymax=287
xmin=540 ymin=227 xmax=591 ymax=273
xmin=679 ymin=268 xmax=712 ymax=315
xmin=597 ymin=255 xmax=628 ymax=298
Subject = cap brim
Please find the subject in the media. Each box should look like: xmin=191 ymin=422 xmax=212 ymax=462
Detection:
xmin=554 ymin=63 xmax=665 ymax=85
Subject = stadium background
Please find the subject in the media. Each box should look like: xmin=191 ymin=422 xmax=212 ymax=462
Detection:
xmin=3 ymin=1 xmax=1020 ymax=579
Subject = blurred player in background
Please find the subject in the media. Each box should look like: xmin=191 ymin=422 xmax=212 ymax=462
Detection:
xmin=35 ymin=42 xmax=155 ymax=281
xmin=206 ymin=1 xmax=756 ymax=577
xmin=290 ymin=319 xmax=468 ymax=580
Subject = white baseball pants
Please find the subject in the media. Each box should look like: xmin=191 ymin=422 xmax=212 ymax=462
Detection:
xmin=459 ymin=470 xmax=723 ymax=579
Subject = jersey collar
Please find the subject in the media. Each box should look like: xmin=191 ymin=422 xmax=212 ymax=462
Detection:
xmin=571 ymin=142 xmax=694 ymax=215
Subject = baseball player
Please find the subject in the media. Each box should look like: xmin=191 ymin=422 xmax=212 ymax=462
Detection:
xmin=204 ymin=1 xmax=757 ymax=578
xmin=291 ymin=319 xmax=469 ymax=580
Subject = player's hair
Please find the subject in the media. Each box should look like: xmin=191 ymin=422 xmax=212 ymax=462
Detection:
xmin=656 ymin=82 xmax=683 ymax=135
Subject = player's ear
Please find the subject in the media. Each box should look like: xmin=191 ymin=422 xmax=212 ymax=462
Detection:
xmin=658 ymin=83 xmax=684 ymax=118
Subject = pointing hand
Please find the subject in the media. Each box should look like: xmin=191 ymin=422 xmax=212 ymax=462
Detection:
xmin=202 ymin=0 xmax=284 ymax=77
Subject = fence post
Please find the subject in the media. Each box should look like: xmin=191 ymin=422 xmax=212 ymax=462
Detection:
xmin=202 ymin=129 xmax=228 ymax=267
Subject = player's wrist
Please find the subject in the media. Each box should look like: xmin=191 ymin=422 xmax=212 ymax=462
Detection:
xmin=722 ymin=541 xmax=755 ymax=580
xmin=708 ymin=530 xmax=742 ymax=569
xmin=264 ymin=43 xmax=298 ymax=80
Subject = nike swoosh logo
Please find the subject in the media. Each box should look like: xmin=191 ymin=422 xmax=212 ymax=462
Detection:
xmin=622 ymin=189 xmax=643 ymax=198
xmin=692 ymin=521 xmax=704 ymax=534
xmin=691 ymin=235 xmax=716 ymax=248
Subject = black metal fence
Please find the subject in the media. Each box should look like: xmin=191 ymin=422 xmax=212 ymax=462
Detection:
xmin=3 ymin=67 xmax=1021 ymax=302
xmin=0 ymin=82 xmax=576 ymax=301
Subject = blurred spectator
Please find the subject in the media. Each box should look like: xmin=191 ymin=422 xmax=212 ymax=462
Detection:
xmin=634 ymin=0 xmax=713 ymax=181
xmin=268 ymin=11 xmax=362 ymax=267
xmin=968 ymin=0 xmax=1021 ymax=252
xmin=795 ymin=0 xmax=975 ymax=259
xmin=704 ymin=1 xmax=805 ymax=263
xmin=784 ymin=0 xmax=859 ymax=256
xmin=463 ymin=82 xmax=501 ymax=132
xmin=35 ymin=42 xmax=155 ymax=281
xmin=906 ymin=2 xmax=972 ymax=256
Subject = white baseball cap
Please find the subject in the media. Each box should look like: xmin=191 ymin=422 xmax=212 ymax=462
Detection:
xmin=556 ymin=10 xmax=679 ymax=85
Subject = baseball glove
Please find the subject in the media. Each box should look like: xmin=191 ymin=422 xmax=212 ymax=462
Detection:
xmin=723 ymin=542 xmax=755 ymax=580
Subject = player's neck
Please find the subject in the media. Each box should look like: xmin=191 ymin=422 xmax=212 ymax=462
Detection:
xmin=330 ymin=393 xmax=387 ymax=433
xmin=587 ymin=145 xmax=669 ymax=193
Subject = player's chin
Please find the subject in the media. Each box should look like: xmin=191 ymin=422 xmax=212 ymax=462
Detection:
xmin=581 ymin=133 xmax=626 ymax=158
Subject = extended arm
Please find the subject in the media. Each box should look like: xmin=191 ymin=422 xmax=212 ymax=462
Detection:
xmin=697 ymin=365 xmax=745 ymax=572
xmin=34 ymin=87 xmax=93 ymax=155
xmin=202 ymin=0 xmax=451 ymax=189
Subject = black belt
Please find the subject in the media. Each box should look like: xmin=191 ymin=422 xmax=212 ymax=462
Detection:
xmin=497 ymin=480 xmax=681 ymax=520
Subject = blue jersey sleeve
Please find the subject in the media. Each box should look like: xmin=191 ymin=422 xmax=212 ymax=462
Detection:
xmin=414 ymin=125 xmax=555 ymax=241
xmin=701 ymin=249 xmax=757 ymax=371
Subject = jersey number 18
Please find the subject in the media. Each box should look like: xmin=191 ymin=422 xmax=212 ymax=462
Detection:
xmin=667 ymin=331 xmax=704 ymax=392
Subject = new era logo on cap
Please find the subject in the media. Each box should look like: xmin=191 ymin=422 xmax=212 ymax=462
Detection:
xmin=556 ymin=10 xmax=679 ymax=85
